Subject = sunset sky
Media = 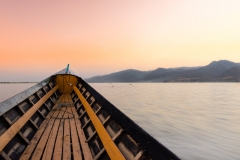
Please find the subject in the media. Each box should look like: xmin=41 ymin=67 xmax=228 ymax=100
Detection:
xmin=1 ymin=0 xmax=240 ymax=81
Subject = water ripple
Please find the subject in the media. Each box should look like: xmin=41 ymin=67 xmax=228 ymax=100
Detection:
xmin=90 ymin=83 xmax=240 ymax=160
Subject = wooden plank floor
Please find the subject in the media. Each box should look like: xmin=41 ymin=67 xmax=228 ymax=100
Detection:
xmin=20 ymin=94 xmax=91 ymax=160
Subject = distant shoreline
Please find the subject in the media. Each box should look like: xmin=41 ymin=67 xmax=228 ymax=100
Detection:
xmin=0 ymin=82 xmax=38 ymax=83
xmin=87 ymin=81 xmax=240 ymax=83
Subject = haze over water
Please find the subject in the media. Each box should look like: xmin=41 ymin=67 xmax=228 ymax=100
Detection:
xmin=0 ymin=83 xmax=239 ymax=159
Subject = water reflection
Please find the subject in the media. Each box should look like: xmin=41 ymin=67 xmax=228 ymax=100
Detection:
xmin=0 ymin=83 xmax=35 ymax=102
xmin=0 ymin=83 xmax=239 ymax=159
xmin=90 ymin=83 xmax=240 ymax=160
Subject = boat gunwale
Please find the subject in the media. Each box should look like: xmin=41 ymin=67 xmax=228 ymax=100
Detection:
xmin=0 ymin=68 xmax=77 ymax=116
xmin=77 ymin=77 xmax=181 ymax=160
xmin=0 ymin=78 xmax=50 ymax=116
xmin=0 ymin=67 xmax=181 ymax=160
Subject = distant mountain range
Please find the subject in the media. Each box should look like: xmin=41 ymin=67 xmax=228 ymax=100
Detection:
xmin=85 ymin=60 xmax=240 ymax=82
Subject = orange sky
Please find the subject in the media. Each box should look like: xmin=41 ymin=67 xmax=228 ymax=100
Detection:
xmin=1 ymin=0 xmax=240 ymax=81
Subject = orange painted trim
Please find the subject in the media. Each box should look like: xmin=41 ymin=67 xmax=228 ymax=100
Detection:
xmin=0 ymin=85 xmax=58 ymax=152
xmin=73 ymin=85 xmax=125 ymax=160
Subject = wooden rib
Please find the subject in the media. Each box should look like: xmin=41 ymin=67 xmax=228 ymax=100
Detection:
xmin=79 ymin=111 xmax=86 ymax=119
xmin=1 ymin=115 xmax=30 ymax=145
xmin=37 ymin=110 xmax=46 ymax=118
xmin=93 ymin=148 xmax=105 ymax=160
xmin=82 ymin=119 xmax=91 ymax=129
xmin=17 ymin=106 xmax=39 ymax=130
xmin=133 ymin=151 xmax=144 ymax=160
xmin=20 ymin=119 xmax=50 ymax=160
xmin=112 ymin=129 xmax=123 ymax=141
xmin=18 ymin=132 xmax=30 ymax=144
xmin=86 ymin=131 xmax=97 ymax=143
xmin=42 ymin=104 xmax=66 ymax=160
xmin=0 ymin=86 xmax=58 ymax=152
xmin=31 ymin=110 xmax=60 ymax=159
xmin=0 ymin=151 xmax=11 ymax=160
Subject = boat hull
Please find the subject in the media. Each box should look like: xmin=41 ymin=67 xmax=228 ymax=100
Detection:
xmin=0 ymin=71 xmax=180 ymax=160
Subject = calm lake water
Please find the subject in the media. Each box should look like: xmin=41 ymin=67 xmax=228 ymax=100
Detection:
xmin=1 ymin=83 xmax=240 ymax=160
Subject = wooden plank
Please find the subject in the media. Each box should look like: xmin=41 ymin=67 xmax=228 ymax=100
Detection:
xmin=52 ymin=113 xmax=65 ymax=160
xmin=46 ymin=95 xmax=62 ymax=119
xmin=66 ymin=100 xmax=74 ymax=118
xmin=71 ymin=106 xmax=79 ymax=119
xmin=31 ymin=110 xmax=60 ymax=159
xmin=63 ymin=119 xmax=71 ymax=159
xmin=20 ymin=119 xmax=50 ymax=160
xmin=0 ymin=86 xmax=58 ymax=152
xmin=69 ymin=94 xmax=92 ymax=159
xmin=93 ymin=148 xmax=105 ymax=160
xmin=73 ymin=86 xmax=125 ymax=160
xmin=68 ymin=94 xmax=93 ymax=160
xmin=70 ymin=115 xmax=82 ymax=159
xmin=66 ymin=94 xmax=79 ymax=119
xmin=52 ymin=94 xmax=68 ymax=160
xmin=62 ymin=95 xmax=71 ymax=160
xmin=68 ymin=96 xmax=86 ymax=159
xmin=20 ymin=95 xmax=62 ymax=160
xmin=75 ymin=117 xmax=93 ymax=160
xmin=41 ymin=106 xmax=66 ymax=160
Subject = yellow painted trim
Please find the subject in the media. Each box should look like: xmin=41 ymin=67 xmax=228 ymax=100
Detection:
xmin=73 ymin=86 xmax=125 ymax=160
xmin=0 ymin=85 xmax=58 ymax=152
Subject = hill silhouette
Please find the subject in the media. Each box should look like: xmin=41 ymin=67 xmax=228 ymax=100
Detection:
xmin=86 ymin=60 xmax=240 ymax=82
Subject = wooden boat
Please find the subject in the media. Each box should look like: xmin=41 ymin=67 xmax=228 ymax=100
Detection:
xmin=0 ymin=66 xmax=180 ymax=160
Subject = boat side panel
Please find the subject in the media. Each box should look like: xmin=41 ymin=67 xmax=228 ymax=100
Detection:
xmin=0 ymin=81 xmax=60 ymax=160
xmin=0 ymin=77 xmax=52 ymax=116
xmin=71 ymin=84 xmax=150 ymax=160
xmin=73 ymin=85 xmax=125 ymax=160
xmin=71 ymin=77 xmax=181 ymax=160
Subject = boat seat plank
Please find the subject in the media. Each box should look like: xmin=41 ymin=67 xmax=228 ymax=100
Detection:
xmin=75 ymin=114 xmax=93 ymax=160
xmin=52 ymin=118 xmax=65 ymax=159
xmin=41 ymin=119 xmax=61 ymax=160
xmin=31 ymin=110 xmax=60 ymax=159
xmin=67 ymin=95 xmax=82 ymax=160
xmin=20 ymin=94 xmax=93 ymax=160
xmin=19 ymin=95 xmax=62 ymax=160
xmin=70 ymin=118 xmax=82 ymax=160
xmin=62 ymin=105 xmax=71 ymax=160
xmin=52 ymin=95 xmax=69 ymax=160
xmin=42 ymin=104 xmax=67 ymax=160
xmin=62 ymin=96 xmax=72 ymax=160
xmin=69 ymin=94 xmax=92 ymax=160
xmin=70 ymin=104 xmax=79 ymax=118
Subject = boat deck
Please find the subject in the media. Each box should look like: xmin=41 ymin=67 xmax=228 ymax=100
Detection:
xmin=0 ymin=76 xmax=180 ymax=160
xmin=20 ymin=94 xmax=90 ymax=160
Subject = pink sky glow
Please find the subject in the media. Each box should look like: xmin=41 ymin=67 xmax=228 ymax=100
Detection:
xmin=1 ymin=0 xmax=240 ymax=81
